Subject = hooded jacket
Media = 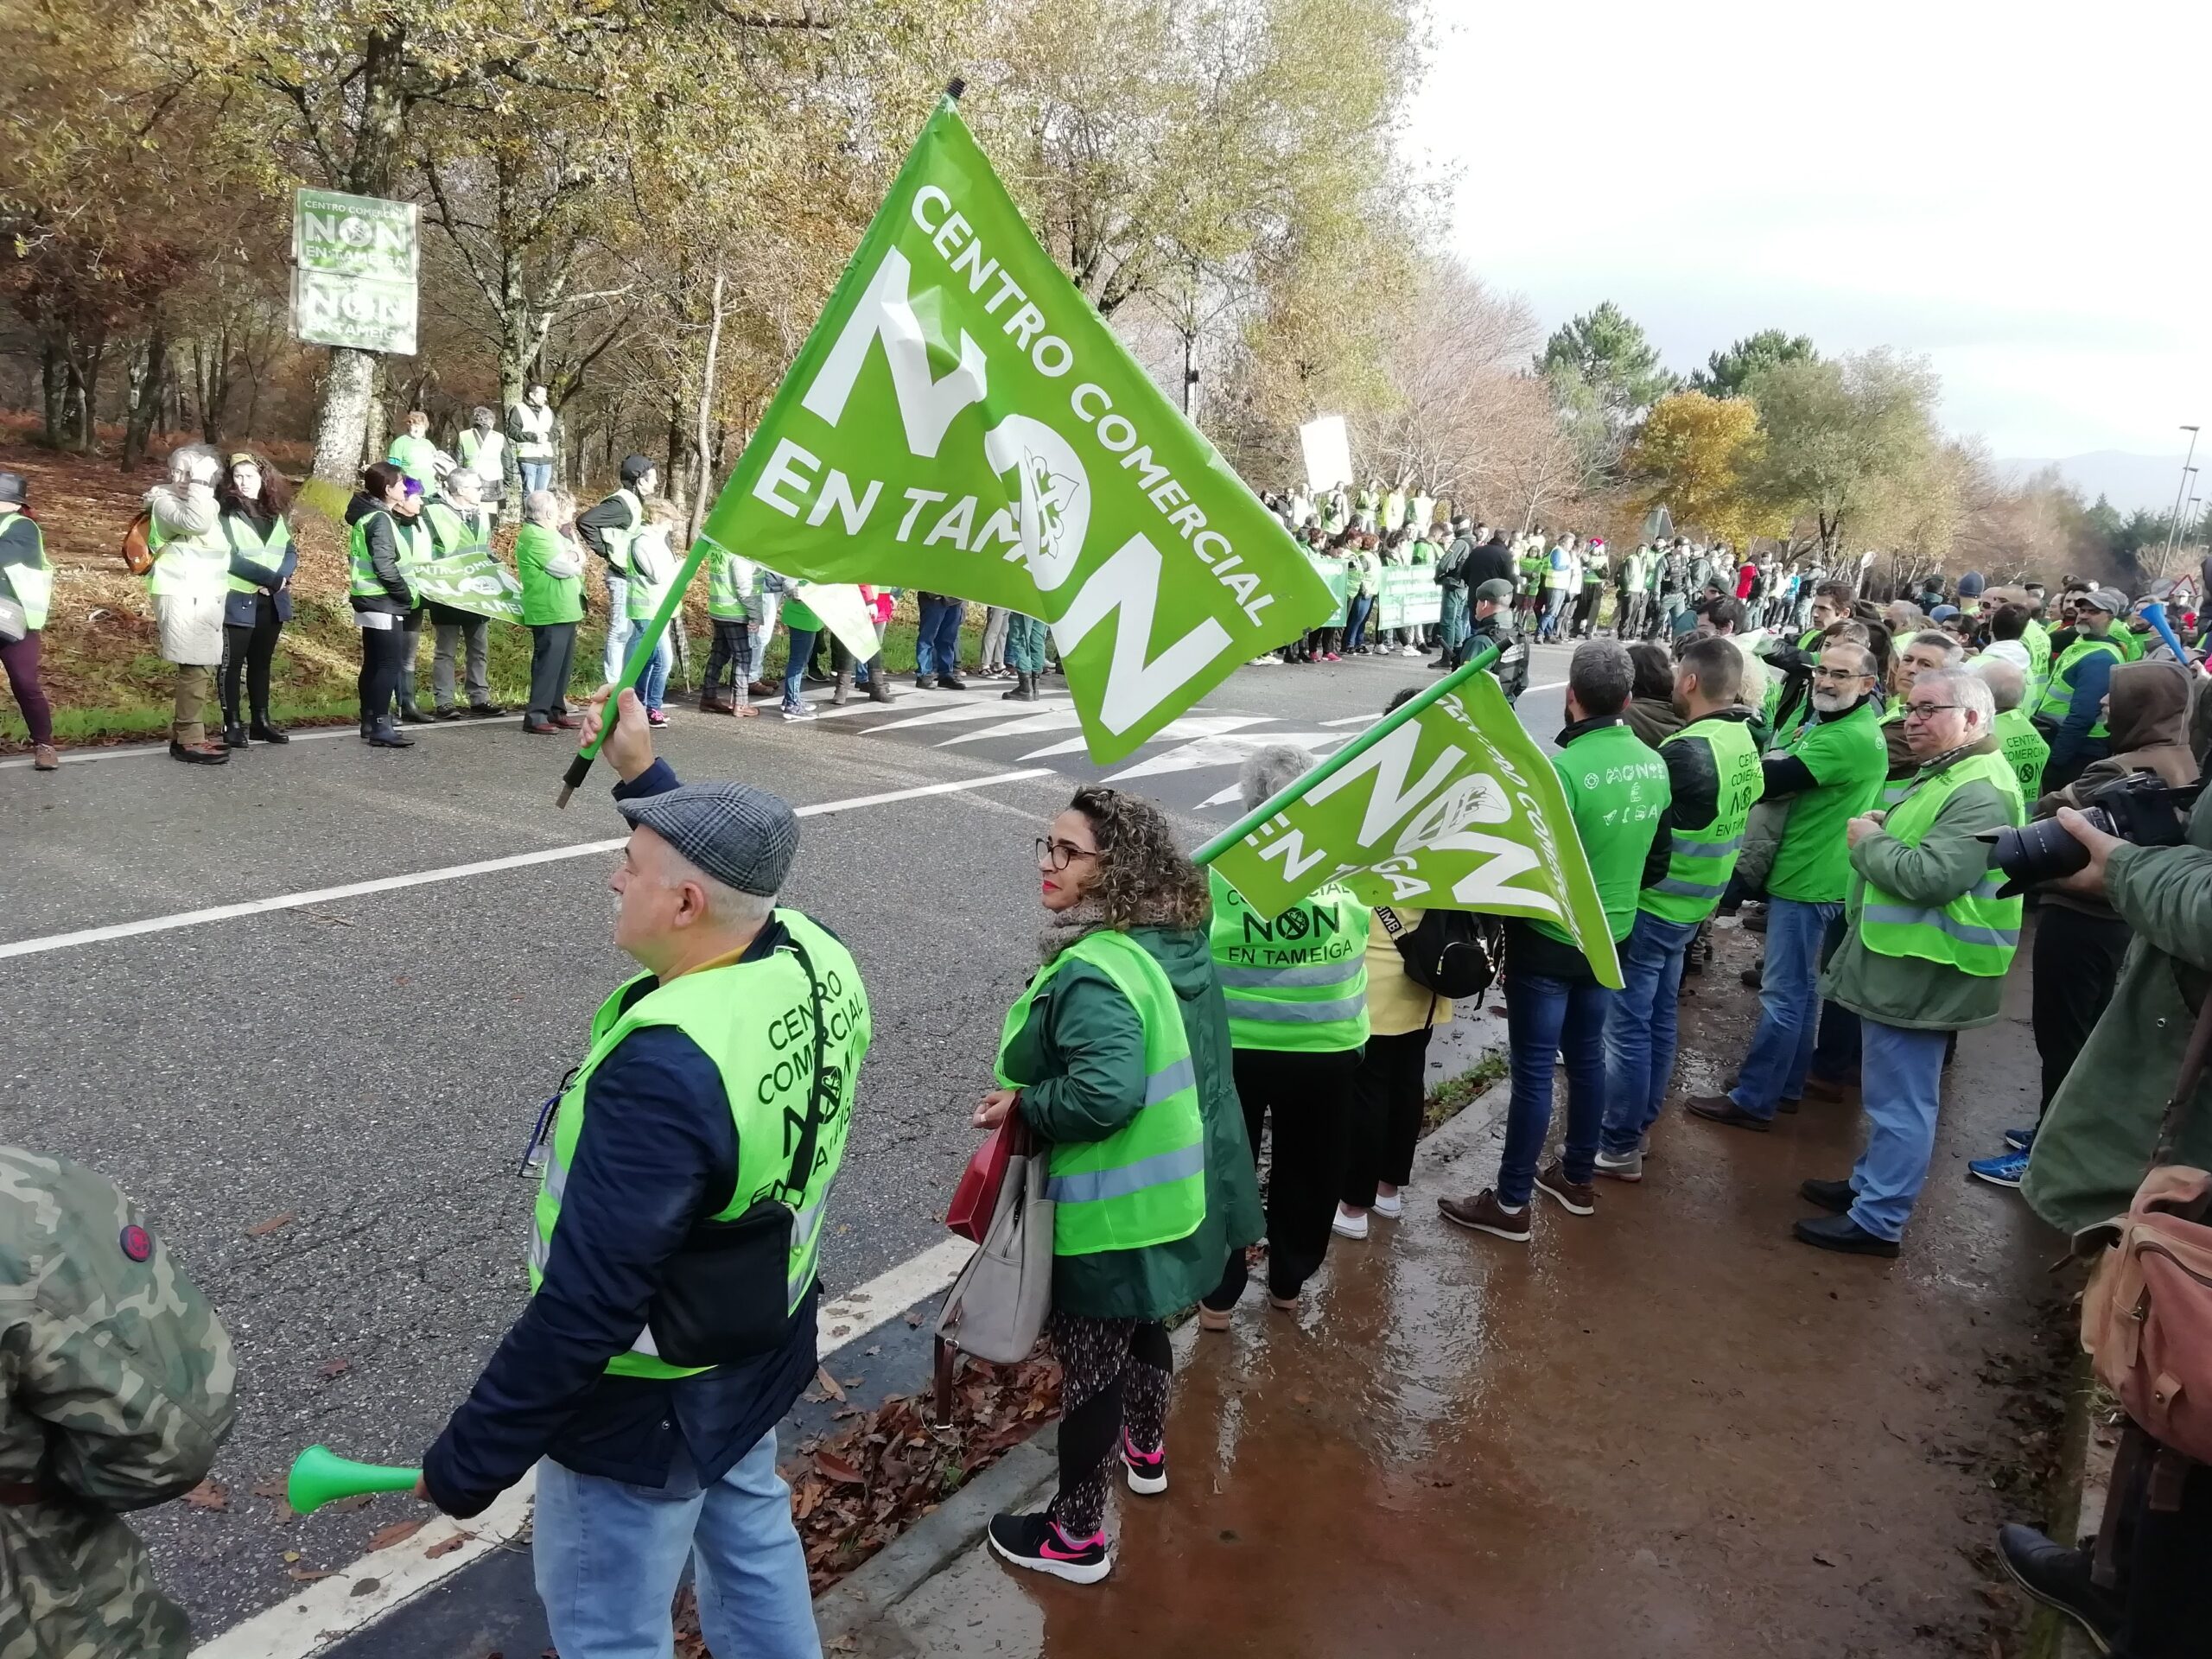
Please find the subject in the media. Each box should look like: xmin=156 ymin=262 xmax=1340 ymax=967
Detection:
xmin=2032 ymin=659 xmax=2199 ymax=921
xmin=1005 ymin=922 xmax=1265 ymax=1322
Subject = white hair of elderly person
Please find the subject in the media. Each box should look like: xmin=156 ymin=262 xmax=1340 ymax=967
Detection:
xmin=1237 ymin=742 xmax=1317 ymax=813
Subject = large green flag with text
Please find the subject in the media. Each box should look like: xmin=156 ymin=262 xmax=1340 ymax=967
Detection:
xmin=1199 ymin=664 xmax=1623 ymax=987
xmin=696 ymin=99 xmax=1337 ymax=764
xmin=407 ymin=550 xmax=524 ymax=624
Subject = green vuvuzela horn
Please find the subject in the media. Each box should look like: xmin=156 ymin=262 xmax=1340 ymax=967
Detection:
xmin=286 ymin=1444 xmax=421 ymax=1516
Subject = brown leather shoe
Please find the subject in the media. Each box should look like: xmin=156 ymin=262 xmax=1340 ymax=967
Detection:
xmin=32 ymin=743 xmax=60 ymax=772
xmin=733 ymin=701 xmax=760 ymax=718
xmin=1437 ymin=1188 xmax=1530 ymax=1242
xmin=1686 ymin=1094 xmax=1771 ymax=1133
xmin=168 ymin=740 xmax=230 ymax=766
xmin=1802 ymin=1074 xmax=1854 ymax=1103
xmin=1535 ymin=1160 xmax=1596 ymax=1216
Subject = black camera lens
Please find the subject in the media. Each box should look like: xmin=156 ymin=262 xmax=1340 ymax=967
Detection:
xmin=1985 ymin=807 xmax=2117 ymax=892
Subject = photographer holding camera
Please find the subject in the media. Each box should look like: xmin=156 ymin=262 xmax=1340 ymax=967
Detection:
xmin=1965 ymin=660 xmax=2198 ymax=1189
xmin=2003 ymin=691 xmax=2212 ymax=1657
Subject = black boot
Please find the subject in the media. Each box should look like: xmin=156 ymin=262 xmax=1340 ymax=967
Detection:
xmin=368 ymin=715 xmax=416 ymax=748
xmin=1002 ymin=671 xmax=1038 ymax=702
xmin=915 ymin=673 xmax=938 ymax=690
xmin=399 ymin=702 xmax=435 ymax=726
xmin=832 ymin=665 xmax=854 ymax=707
xmin=223 ymin=721 xmax=250 ymax=749
xmin=251 ymin=710 xmax=289 ymax=744
xmin=867 ymin=667 xmax=896 ymax=704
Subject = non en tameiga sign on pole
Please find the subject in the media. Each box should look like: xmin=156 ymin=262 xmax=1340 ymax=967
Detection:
xmin=292 ymin=188 xmax=418 ymax=356
xmin=691 ymin=96 xmax=1337 ymax=766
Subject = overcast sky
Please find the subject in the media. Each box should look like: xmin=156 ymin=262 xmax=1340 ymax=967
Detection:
xmin=1403 ymin=0 xmax=2207 ymax=465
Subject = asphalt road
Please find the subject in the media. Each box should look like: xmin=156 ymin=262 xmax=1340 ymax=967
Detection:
xmin=0 ymin=637 xmax=1575 ymax=1637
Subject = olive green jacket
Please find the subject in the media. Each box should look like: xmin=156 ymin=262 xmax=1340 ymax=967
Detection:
xmin=1007 ymin=925 xmax=1264 ymax=1321
xmin=1821 ymin=738 xmax=2018 ymax=1032
xmin=2024 ymin=790 xmax=2212 ymax=1236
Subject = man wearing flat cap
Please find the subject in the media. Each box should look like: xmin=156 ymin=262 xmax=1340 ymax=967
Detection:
xmin=2034 ymin=586 xmax=2131 ymax=794
xmin=419 ymin=687 xmax=871 ymax=1658
xmin=1460 ymin=576 xmax=1528 ymax=699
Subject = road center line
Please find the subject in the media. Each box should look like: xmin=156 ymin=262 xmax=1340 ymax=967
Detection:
xmin=190 ymin=1236 xmax=976 ymax=1659
xmin=0 ymin=768 xmax=1054 ymax=963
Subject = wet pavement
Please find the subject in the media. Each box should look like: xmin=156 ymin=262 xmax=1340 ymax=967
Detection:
xmin=857 ymin=917 xmax=2057 ymax=1659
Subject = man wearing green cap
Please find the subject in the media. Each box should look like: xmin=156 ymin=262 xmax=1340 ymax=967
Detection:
xmin=420 ymin=688 xmax=872 ymax=1658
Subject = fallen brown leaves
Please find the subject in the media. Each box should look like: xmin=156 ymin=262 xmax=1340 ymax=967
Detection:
xmin=670 ymin=1347 xmax=1061 ymax=1654
xmin=367 ymin=1518 xmax=426 ymax=1551
xmin=182 ymin=1479 xmax=228 ymax=1511
xmin=245 ymin=1213 xmax=297 ymax=1237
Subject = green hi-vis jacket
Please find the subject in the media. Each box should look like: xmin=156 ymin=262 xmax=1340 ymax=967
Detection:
xmin=1001 ymin=925 xmax=1263 ymax=1321
xmin=1205 ymin=869 xmax=1370 ymax=1052
xmin=530 ymin=910 xmax=869 ymax=1380
xmin=999 ymin=930 xmax=1204 ymax=1256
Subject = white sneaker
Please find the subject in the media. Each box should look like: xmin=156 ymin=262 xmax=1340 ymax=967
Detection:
xmin=1249 ymin=653 xmax=1282 ymax=666
xmin=1400 ymin=645 xmax=1421 ymax=658
xmin=1332 ymin=1206 xmax=1369 ymax=1240
xmin=1371 ymin=1189 xmax=1404 ymax=1218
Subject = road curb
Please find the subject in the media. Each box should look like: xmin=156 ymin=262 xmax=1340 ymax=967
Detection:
xmin=812 ymin=1425 xmax=1060 ymax=1643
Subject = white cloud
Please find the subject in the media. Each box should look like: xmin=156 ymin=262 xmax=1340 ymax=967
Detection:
xmin=1405 ymin=0 xmax=2211 ymax=458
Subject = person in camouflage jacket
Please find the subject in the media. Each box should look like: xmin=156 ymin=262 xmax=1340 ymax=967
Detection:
xmin=1 ymin=1147 xmax=237 ymax=1659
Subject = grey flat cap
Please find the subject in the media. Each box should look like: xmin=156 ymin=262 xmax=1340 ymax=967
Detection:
xmin=1475 ymin=577 xmax=1516 ymax=603
xmin=617 ymin=781 xmax=799 ymax=894
xmin=2084 ymin=588 xmax=2130 ymax=615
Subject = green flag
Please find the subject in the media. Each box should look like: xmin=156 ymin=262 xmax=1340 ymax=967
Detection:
xmin=406 ymin=550 xmax=524 ymax=624
xmin=1197 ymin=658 xmax=1624 ymax=988
xmin=695 ymin=98 xmax=1337 ymax=764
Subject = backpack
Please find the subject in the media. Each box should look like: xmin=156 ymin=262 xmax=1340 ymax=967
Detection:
xmin=122 ymin=508 xmax=156 ymax=575
xmin=1373 ymin=906 xmax=1501 ymax=1002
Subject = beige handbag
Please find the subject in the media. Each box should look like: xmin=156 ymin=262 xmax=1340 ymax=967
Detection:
xmin=932 ymin=1134 xmax=1054 ymax=1424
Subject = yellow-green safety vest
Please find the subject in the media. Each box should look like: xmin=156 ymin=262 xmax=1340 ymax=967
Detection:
xmin=2021 ymin=619 xmax=2051 ymax=702
xmin=145 ymin=505 xmax=230 ymax=600
xmin=708 ymin=550 xmax=751 ymax=620
xmin=995 ymin=930 xmax=1205 ymax=1256
xmin=347 ymin=510 xmax=429 ymax=604
xmin=2034 ymin=633 xmax=2124 ymax=737
xmin=0 ymin=509 xmax=53 ymax=630
xmin=423 ymin=499 xmax=491 ymax=562
xmin=1205 ymin=869 xmax=1370 ymax=1052
xmin=1857 ymin=751 xmax=2024 ymax=977
xmin=221 ymin=511 xmax=291 ymax=596
xmin=529 ymin=910 xmax=869 ymax=1380
xmin=1640 ymin=715 xmax=1764 ymax=924
xmin=1994 ymin=707 xmax=2050 ymax=804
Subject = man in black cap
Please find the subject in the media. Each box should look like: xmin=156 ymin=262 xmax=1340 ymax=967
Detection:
xmin=417 ymin=686 xmax=871 ymax=1659
xmin=1461 ymin=576 xmax=1528 ymax=699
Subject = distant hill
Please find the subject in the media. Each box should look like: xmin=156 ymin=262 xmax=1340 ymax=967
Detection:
xmin=1999 ymin=451 xmax=2196 ymax=516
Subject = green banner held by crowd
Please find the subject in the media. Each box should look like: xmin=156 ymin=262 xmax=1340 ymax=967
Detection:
xmin=689 ymin=95 xmax=1338 ymax=765
xmin=1197 ymin=656 xmax=1623 ymax=988
xmin=408 ymin=550 xmax=524 ymax=623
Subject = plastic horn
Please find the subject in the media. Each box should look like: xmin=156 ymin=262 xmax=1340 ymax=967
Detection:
xmin=286 ymin=1445 xmax=421 ymax=1516
xmin=2139 ymin=602 xmax=2207 ymax=677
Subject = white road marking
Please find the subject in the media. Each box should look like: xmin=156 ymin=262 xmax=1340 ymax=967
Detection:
xmin=1019 ymin=713 xmax=1271 ymax=760
xmin=0 ymin=769 xmax=1054 ymax=963
xmin=938 ymin=708 xmax=1084 ymax=747
xmin=192 ymin=1237 xmax=976 ymax=1659
xmin=1104 ymin=730 xmax=1347 ymax=784
xmin=0 ymin=715 xmax=506 ymax=770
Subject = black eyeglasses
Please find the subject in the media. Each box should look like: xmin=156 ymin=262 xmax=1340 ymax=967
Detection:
xmin=1811 ymin=665 xmax=1866 ymax=682
xmin=1902 ymin=702 xmax=1961 ymax=721
xmin=1036 ymin=837 xmax=1098 ymax=872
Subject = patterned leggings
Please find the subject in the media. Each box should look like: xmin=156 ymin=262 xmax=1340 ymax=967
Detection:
xmin=1048 ymin=1310 xmax=1173 ymax=1536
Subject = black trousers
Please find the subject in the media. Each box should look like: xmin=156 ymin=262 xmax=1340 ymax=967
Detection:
xmin=220 ymin=601 xmax=283 ymax=721
xmin=2031 ymin=904 xmax=2133 ymax=1115
xmin=701 ymin=619 xmax=750 ymax=692
xmin=1048 ymin=1312 xmax=1172 ymax=1536
xmin=1205 ymin=1046 xmax=1360 ymax=1306
xmin=2101 ymin=1433 xmax=2212 ymax=1657
xmin=357 ymin=624 xmax=411 ymax=723
xmin=527 ymin=622 xmax=579 ymax=721
xmin=1342 ymin=1028 xmax=1432 ymax=1207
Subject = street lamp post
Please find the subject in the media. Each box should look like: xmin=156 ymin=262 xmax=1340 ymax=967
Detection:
xmin=2162 ymin=426 xmax=2201 ymax=569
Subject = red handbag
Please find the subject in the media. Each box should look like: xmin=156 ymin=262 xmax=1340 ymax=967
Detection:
xmin=946 ymin=1113 xmax=1028 ymax=1243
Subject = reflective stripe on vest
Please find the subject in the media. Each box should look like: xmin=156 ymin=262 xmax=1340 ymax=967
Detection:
xmin=1640 ymin=715 xmax=1764 ymax=923
xmin=1857 ymin=752 xmax=2024 ymax=977
xmin=995 ymin=929 xmax=1205 ymax=1256
xmin=527 ymin=909 xmax=869 ymax=1378
xmin=1205 ymin=869 xmax=1370 ymax=1052
xmin=2034 ymin=635 xmax=2123 ymax=736
xmin=223 ymin=512 xmax=291 ymax=595
xmin=0 ymin=512 xmax=52 ymax=629
xmin=2022 ymin=620 xmax=2051 ymax=702
xmin=423 ymin=500 xmax=490 ymax=562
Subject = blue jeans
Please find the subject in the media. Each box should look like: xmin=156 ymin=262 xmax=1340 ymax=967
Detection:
xmin=1600 ymin=911 xmax=1702 ymax=1155
xmin=624 ymin=628 xmax=671 ymax=712
xmin=782 ymin=627 xmax=817 ymax=708
xmin=1846 ymin=1019 xmax=1951 ymax=1242
xmin=532 ymin=1430 xmax=818 ymax=1659
xmin=1498 ymin=969 xmax=1614 ymax=1206
xmin=518 ymin=460 xmax=552 ymax=496
xmin=916 ymin=597 xmax=963 ymax=678
xmin=1344 ymin=593 xmax=1373 ymax=652
xmin=1539 ymin=587 xmax=1570 ymax=641
xmin=602 ymin=575 xmax=634 ymax=686
xmin=1439 ymin=588 xmax=1469 ymax=653
xmin=1726 ymin=897 xmax=1840 ymax=1120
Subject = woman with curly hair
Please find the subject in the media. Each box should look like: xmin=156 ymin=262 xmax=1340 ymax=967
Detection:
xmin=215 ymin=451 xmax=298 ymax=747
xmin=975 ymin=785 xmax=1262 ymax=1585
